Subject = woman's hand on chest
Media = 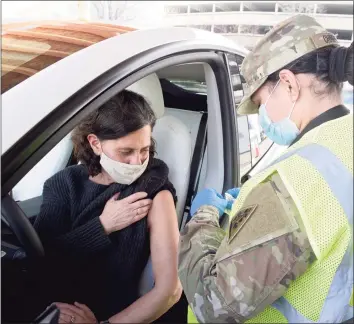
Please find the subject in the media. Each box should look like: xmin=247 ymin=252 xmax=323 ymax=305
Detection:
xmin=99 ymin=192 xmax=152 ymax=234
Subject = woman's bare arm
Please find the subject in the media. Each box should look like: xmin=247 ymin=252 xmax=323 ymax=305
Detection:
xmin=108 ymin=190 xmax=182 ymax=323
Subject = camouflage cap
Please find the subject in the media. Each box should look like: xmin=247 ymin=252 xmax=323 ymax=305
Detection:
xmin=238 ymin=14 xmax=339 ymax=115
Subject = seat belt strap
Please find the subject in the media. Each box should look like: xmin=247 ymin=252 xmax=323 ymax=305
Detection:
xmin=181 ymin=113 xmax=208 ymax=229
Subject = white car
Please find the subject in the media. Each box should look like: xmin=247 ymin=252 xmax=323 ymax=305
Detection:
xmin=2 ymin=21 xmax=273 ymax=323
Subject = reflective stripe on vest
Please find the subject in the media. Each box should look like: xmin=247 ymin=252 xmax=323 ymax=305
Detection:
xmin=267 ymin=143 xmax=353 ymax=323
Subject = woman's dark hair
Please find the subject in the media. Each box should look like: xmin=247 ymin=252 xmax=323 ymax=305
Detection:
xmin=267 ymin=41 xmax=353 ymax=95
xmin=72 ymin=90 xmax=157 ymax=176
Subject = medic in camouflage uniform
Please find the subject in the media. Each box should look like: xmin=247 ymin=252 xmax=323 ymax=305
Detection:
xmin=178 ymin=14 xmax=353 ymax=323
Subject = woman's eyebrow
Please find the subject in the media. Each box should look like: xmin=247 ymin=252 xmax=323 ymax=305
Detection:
xmin=116 ymin=147 xmax=134 ymax=152
xmin=118 ymin=145 xmax=151 ymax=151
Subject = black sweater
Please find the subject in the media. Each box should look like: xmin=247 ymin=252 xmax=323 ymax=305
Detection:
xmin=34 ymin=158 xmax=176 ymax=321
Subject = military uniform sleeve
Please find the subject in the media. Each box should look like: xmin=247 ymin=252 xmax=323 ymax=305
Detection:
xmin=178 ymin=174 xmax=316 ymax=323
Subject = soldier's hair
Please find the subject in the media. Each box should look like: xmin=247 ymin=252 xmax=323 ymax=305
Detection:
xmin=71 ymin=90 xmax=156 ymax=176
xmin=267 ymin=41 xmax=353 ymax=96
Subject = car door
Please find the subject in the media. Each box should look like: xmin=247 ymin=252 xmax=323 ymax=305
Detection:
xmin=2 ymin=32 xmax=242 ymax=322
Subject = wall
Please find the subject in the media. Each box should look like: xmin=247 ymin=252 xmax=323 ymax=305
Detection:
xmin=162 ymin=12 xmax=354 ymax=31
xmin=160 ymin=1 xmax=353 ymax=49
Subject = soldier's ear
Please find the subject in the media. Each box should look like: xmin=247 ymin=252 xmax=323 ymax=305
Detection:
xmin=278 ymin=69 xmax=300 ymax=102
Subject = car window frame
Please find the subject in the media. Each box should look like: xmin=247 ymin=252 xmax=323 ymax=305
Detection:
xmin=224 ymin=52 xmax=253 ymax=178
xmin=222 ymin=52 xmax=276 ymax=184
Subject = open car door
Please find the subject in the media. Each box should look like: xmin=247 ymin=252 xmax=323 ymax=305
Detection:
xmin=2 ymin=23 xmax=247 ymax=323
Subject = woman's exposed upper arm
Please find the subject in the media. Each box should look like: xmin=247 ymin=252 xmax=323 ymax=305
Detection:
xmin=148 ymin=190 xmax=180 ymax=295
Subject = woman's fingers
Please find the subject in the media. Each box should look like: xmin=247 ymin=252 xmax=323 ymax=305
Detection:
xmin=55 ymin=302 xmax=96 ymax=324
xmin=59 ymin=314 xmax=71 ymax=323
xmin=55 ymin=303 xmax=85 ymax=318
xmin=133 ymin=211 xmax=149 ymax=222
xmin=58 ymin=310 xmax=80 ymax=323
xmin=135 ymin=205 xmax=150 ymax=217
xmin=131 ymin=206 xmax=150 ymax=222
xmin=110 ymin=192 xmax=120 ymax=201
xmin=124 ymin=192 xmax=148 ymax=204
xmin=130 ymin=198 xmax=152 ymax=211
xmin=74 ymin=302 xmax=91 ymax=313
xmin=74 ymin=302 xmax=96 ymax=321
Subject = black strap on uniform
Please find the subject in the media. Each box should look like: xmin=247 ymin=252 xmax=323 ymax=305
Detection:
xmin=181 ymin=112 xmax=208 ymax=229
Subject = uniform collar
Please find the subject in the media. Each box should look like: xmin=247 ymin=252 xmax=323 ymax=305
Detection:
xmin=291 ymin=105 xmax=350 ymax=146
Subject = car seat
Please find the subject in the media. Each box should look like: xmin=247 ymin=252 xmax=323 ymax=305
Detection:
xmin=127 ymin=74 xmax=192 ymax=225
xmin=127 ymin=73 xmax=192 ymax=295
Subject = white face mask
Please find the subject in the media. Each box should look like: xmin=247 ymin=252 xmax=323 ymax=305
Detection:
xmin=100 ymin=152 xmax=149 ymax=185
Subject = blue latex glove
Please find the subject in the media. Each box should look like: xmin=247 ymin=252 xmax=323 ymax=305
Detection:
xmin=190 ymin=188 xmax=233 ymax=217
xmin=225 ymin=187 xmax=241 ymax=199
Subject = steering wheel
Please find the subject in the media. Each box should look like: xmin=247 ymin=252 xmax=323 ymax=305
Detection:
xmin=2 ymin=194 xmax=44 ymax=257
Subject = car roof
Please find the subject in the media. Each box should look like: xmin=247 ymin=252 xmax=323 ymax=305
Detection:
xmin=1 ymin=21 xmax=136 ymax=93
xmin=2 ymin=21 xmax=248 ymax=154
xmin=2 ymin=20 xmax=247 ymax=94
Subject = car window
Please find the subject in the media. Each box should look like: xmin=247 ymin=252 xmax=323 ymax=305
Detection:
xmin=248 ymin=113 xmax=273 ymax=165
xmin=237 ymin=115 xmax=252 ymax=176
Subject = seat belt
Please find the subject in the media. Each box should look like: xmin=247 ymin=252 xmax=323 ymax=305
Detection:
xmin=180 ymin=112 xmax=208 ymax=230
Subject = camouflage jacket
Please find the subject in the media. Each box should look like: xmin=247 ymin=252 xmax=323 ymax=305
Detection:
xmin=178 ymin=174 xmax=316 ymax=323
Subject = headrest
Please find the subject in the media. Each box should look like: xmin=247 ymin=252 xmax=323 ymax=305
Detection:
xmin=126 ymin=73 xmax=165 ymax=119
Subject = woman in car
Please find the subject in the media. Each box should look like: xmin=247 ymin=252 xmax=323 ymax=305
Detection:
xmin=34 ymin=90 xmax=182 ymax=323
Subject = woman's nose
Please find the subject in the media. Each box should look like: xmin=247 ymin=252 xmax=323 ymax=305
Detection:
xmin=129 ymin=153 xmax=142 ymax=165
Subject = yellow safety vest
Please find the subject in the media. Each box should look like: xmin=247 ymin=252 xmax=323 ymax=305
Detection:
xmin=188 ymin=115 xmax=353 ymax=323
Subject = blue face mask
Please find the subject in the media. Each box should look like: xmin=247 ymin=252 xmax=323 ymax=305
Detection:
xmin=258 ymin=80 xmax=300 ymax=146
